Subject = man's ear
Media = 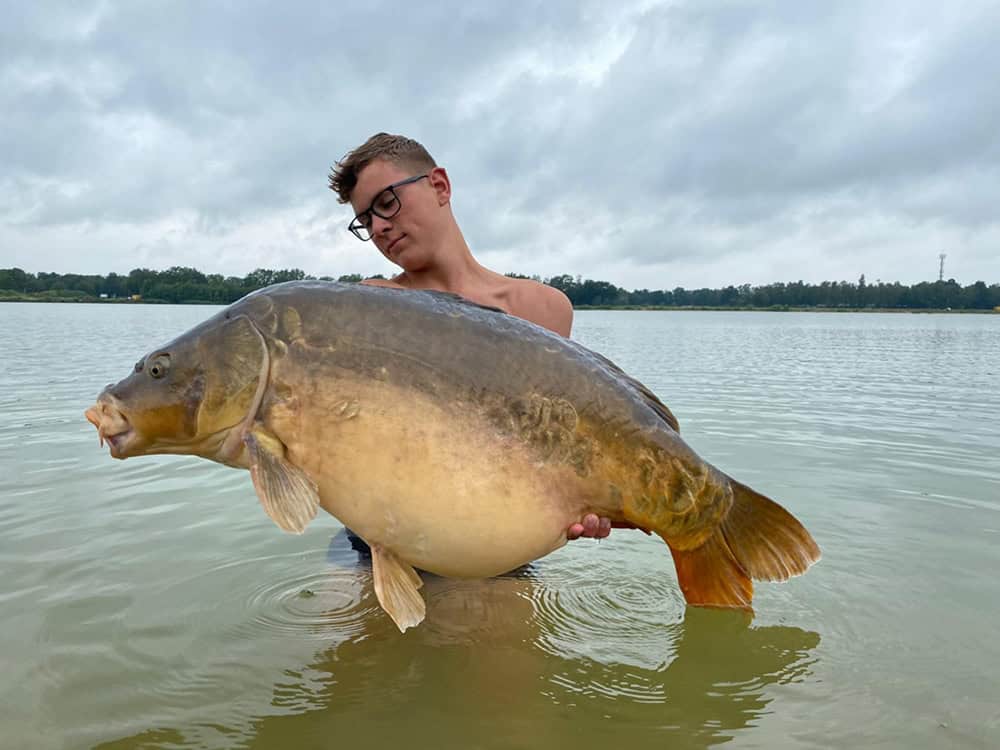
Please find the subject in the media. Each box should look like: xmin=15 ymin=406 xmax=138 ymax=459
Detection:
xmin=429 ymin=166 xmax=451 ymax=206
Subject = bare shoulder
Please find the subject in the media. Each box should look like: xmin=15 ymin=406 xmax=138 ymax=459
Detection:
xmin=360 ymin=277 xmax=406 ymax=289
xmin=505 ymin=278 xmax=574 ymax=337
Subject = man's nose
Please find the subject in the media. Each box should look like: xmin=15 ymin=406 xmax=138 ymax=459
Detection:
xmin=371 ymin=214 xmax=393 ymax=235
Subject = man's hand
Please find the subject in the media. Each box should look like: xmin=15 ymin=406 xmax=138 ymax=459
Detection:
xmin=567 ymin=515 xmax=651 ymax=540
xmin=567 ymin=513 xmax=611 ymax=540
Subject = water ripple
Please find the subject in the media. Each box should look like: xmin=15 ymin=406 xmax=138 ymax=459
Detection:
xmin=235 ymin=566 xmax=375 ymax=641
xmin=529 ymin=545 xmax=685 ymax=672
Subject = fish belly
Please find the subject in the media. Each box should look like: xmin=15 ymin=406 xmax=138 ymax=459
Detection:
xmin=272 ymin=379 xmax=587 ymax=578
xmin=318 ymin=466 xmax=574 ymax=578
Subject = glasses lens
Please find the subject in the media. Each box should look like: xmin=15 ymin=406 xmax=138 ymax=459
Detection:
xmin=371 ymin=189 xmax=401 ymax=220
xmin=349 ymin=218 xmax=372 ymax=241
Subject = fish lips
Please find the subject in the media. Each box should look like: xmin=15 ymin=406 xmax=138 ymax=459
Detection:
xmin=85 ymin=401 xmax=140 ymax=459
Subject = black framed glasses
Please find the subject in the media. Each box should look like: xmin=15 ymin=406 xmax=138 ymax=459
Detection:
xmin=348 ymin=174 xmax=429 ymax=241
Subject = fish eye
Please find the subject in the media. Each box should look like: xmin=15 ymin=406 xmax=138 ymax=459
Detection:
xmin=148 ymin=355 xmax=170 ymax=379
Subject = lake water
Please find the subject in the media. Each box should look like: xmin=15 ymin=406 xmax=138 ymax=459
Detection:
xmin=1 ymin=302 xmax=997 ymax=749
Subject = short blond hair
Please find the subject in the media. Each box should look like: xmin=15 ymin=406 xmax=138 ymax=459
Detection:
xmin=328 ymin=133 xmax=437 ymax=204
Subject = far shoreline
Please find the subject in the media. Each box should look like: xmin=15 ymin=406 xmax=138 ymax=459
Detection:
xmin=1 ymin=295 xmax=997 ymax=314
xmin=574 ymin=304 xmax=999 ymax=314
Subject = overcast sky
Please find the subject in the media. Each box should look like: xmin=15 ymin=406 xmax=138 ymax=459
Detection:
xmin=2 ymin=1 xmax=998 ymax=289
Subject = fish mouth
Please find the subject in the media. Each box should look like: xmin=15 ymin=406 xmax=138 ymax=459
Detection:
xmin=85 ymin=401 xmax=137 ymax=459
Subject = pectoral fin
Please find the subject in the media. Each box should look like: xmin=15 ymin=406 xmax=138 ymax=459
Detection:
xmin=371 ymin=546 xmax=425 ymax=632
xmin=244 ymin=427 xmax=320 ymax=534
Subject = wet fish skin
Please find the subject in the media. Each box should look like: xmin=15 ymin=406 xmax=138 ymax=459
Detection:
xmin=85 ymin=281 xmax=820 ymax=631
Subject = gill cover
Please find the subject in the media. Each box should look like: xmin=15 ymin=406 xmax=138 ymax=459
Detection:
xmin=205 ymin=314 xmax=322 ymax=534
xmin=196 ymin=313 xmax=273 ymax=441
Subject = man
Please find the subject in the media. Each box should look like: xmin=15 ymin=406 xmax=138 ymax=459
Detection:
xmin=329 ymin=132 xmax=614 ymax=541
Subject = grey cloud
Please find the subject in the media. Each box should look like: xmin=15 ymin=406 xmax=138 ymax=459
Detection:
xmin=1 ymin=0 xmax=998 ymax=287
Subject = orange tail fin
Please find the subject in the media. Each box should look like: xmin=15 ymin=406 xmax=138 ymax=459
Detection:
xmin=667 ymin=531 xmax=754 ymax=608
xmin=665 ymin=477 xmax=821 ymax=609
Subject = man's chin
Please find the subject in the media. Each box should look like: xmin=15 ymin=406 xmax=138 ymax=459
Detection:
xmin=395 ymin=248 xmax=433 ymax=273
xmin=387 ymin=237 xmax=407 ymax=260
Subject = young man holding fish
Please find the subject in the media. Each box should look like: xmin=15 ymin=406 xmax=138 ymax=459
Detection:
xmin=329 ymin=132 xmax=616 ymax=541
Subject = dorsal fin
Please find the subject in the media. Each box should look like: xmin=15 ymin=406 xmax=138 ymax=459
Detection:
xmin=589 ymin=350 xmax=680 ymax=433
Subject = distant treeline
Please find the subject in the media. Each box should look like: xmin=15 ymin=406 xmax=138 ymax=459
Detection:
xmin=1 ymin=266 xmax=999 ymax=310
xmin=540 ymin=274 xmax=1000 ymax=310
xmin=0 ymin=267 xmax=329 ymax=305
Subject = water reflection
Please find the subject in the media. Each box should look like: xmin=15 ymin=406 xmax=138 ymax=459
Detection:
xmin=541 ymin=607 xmax=820 ymax=746
xmin=99 ymin=530 xmax=819 ymax=749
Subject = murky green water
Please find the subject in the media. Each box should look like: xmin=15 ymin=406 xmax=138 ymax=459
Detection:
xmin=1 ymin=303 xmax=997 ymax=749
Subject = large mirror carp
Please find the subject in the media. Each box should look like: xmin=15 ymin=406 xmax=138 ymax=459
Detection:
xmin=85 ymin=281 xmax=820 ymax=631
